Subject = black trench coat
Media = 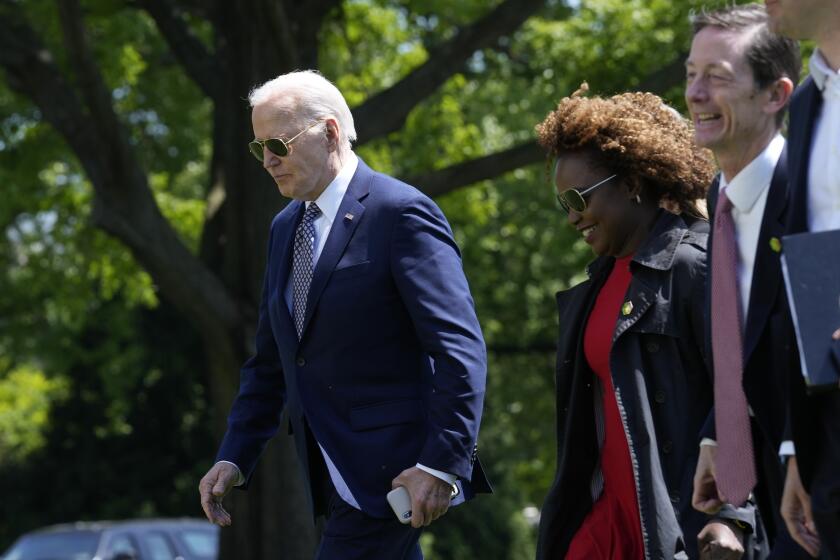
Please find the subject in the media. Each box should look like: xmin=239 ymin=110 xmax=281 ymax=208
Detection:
xmin=536 ymin=211 xmax=755 ymax=560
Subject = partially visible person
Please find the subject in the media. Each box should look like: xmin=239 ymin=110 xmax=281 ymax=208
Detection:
xmin=765 ymin=0 xmax=840 ymax=557
xmin=197 ymin=70 xmax=490 ymax=559
xmin=684 ymin=5 xmax=812 ymax=559
xmin=535 ymin=87 xmax=755 ymax=560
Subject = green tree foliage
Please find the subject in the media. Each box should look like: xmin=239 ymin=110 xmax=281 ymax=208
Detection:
xmin=0 ymin=0 xmax=744 ymax=557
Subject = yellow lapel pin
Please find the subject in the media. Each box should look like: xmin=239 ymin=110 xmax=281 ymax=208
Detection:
xmin=769 ymin=237 xmax=781 ymax=253
xmin=621 ymin=301 xmax=633 ymax=316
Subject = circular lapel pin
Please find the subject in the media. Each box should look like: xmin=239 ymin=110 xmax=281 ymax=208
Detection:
xmin=769 ymin=236 xmax=781 ymax=253
xmin=622 ymin=301 xmax=633 ymax=316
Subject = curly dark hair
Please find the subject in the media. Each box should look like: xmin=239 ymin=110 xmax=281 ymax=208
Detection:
xmin=536 ymin=85 xmax=715 ymax=216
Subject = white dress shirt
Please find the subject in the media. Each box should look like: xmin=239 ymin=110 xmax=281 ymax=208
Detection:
xmin=807 ymin=50 xmax=840 ymax=233
xmin=222 ymin=152 xmax=455 ymax=509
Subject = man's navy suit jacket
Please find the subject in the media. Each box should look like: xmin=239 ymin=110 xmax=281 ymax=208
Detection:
xmin=217 ymin=158 xmax=490 ymax=518
xmin=785 ymin=76 xmax=829 ymax=489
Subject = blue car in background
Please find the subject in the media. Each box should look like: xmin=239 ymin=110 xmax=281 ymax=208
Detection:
xmin=1 ymin=518 xmax=218 ymax=560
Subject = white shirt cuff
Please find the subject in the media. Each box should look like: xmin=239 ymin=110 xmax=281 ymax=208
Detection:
xmin=216 ymin=460 xmax=245 ymax=486
xmin=700 ymin=438 xmax=718 ymax=447
xmin=416 ymin=463 xmax=457 ymax=485
xmin=779 ymin=440 xmax=796 ymax=458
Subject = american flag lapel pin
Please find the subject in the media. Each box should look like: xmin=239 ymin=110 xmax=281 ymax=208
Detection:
xmin=344 ymin=212 xmax=354 ymax=221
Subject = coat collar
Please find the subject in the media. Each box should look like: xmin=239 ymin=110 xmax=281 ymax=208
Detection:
xmin=586 ymin=210 xmax=704 ymax=278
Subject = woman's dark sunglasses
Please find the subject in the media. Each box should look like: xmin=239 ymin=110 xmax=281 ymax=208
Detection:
xmin=555 ymin=174 xmax=618 ymax=213
xmin=248 ymin=120 xmax=323 ymax=162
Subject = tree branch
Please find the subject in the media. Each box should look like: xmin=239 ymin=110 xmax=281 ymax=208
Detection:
xmin=403 ymin=52 xmax=689 ymax=198
xmin=57 ymin=0 xmax=124 ymax=151
xmin=352 ymin=0 xmax=547 ymax=145
xmin=138 ymin=0 xmax=219 ymax=99
xmin=0 ymin=3 xmax=241 ymax=337
xmin=406 ymin=141 xmax=545 ymax=197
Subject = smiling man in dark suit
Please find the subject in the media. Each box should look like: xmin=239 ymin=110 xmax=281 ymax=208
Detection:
xmin=197 ymin=70 xmax=490 ymax=559
xmin=766 ymin=0 xmax=840 ymax=556
xmin=685 ymin=5 xmax=812 ymax=558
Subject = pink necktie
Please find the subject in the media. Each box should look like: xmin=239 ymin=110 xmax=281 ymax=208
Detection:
xmin=711 ymin=189 xmax=756 ymax=506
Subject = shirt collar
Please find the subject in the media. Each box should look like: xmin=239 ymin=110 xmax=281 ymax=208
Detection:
xmin=306 ymin=152 xmax=359 ymax=224
xmin=720 ymin=134 xmax=785 ymax=214
xmin=809 ymin=49 xmax=839 ymax=92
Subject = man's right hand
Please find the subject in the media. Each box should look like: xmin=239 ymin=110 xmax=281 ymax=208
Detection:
xmin=199 ymin=462 xmax=238 ymax=527
xmin=693 ymin=443 xmax=725 ymax=513
xmin=781 ymin=456 xmax=820 ymax=557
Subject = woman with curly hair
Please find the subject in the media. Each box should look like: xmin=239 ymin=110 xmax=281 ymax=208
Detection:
xmin=535 ymin=88 xmax=756 ymax=560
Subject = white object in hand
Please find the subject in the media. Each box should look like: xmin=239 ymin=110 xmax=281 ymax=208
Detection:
xmin=386 ymin=486 xmax=412 ymax=524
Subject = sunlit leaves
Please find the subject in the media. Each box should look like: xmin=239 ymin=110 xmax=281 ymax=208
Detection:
xmin=321 ymin=0 xmax=428 ymax=106
xmin=0 ymin=365 xmax=69 ymax=462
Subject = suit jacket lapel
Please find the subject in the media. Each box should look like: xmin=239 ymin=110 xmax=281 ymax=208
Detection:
xmin=300 ymin=159 xmax=372 ymax=338
xmin=743 ymin=151 xmax=788 ymax=361
xmin=272 ymin=201 xmax=304 ymax=349
xmin=788 ymin=78 xmax=823 ymax=234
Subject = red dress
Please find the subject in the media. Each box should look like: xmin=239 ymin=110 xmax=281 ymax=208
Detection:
xmin=566 ymin=254 xmax=645 ymax=559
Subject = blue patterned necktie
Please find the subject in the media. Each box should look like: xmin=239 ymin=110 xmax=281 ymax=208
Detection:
xmin=291 ymin=202 xmax=321 ymax=339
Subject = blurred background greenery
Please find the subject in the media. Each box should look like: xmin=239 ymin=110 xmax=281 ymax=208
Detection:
xmin=0 ymin=0 xmax=765 ymax=558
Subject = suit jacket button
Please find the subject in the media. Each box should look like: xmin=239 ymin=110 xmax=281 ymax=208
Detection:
xmin=654 ymin=389 xmax=666 ymax=404
xmin=662 ymin=440 xmax=673 ymax=454
xmin=646 ymin=342 xmax=660 ymax=353
xmin=296 ymin=356 xmax=306 ymax=367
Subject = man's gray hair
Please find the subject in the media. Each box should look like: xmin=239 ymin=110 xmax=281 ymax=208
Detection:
xmin=249 ymin=70 xmax=357 ymax=150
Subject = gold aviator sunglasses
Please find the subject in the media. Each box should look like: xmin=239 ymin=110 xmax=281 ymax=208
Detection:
xmin=248 ymin=120 xmax=323 ymax=162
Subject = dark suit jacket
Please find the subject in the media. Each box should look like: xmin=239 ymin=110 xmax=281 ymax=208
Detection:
xmin=216 ymin=158 xmax=490 ymax=518
xmin=785 ymin=77 xmax=828 ymax=489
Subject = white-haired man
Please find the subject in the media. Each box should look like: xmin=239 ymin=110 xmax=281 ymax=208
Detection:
xmin=198 ymin=70 xmax=490 ymax=559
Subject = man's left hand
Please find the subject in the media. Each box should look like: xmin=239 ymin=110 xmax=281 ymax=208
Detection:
xmin=391 ymin=467 xmax=452 ymax=529
xmin=698 ymin=521 xmax=745 ymax=560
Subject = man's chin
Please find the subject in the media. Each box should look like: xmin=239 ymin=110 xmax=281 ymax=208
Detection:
xmin=694 ymin=133 xmax=723 ymax=152
xmin=274 ymin=182 xmax=295 ymax=198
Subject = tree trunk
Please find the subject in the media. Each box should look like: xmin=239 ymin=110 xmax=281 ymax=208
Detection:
xmin=202 ymin=2 xmax=320 ymax=557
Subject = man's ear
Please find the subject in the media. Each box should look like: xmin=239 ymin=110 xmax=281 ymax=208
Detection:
xmin=765 ymin=76 xmax=795 ymax=115
xmin=324 ymin=118 xmax=341 ymax=151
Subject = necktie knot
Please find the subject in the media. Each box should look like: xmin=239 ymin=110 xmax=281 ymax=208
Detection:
xmin=716 ymin=189 xmax=734 ymax=215
xmin=304 ymin=202 xmax=322 ymax=223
